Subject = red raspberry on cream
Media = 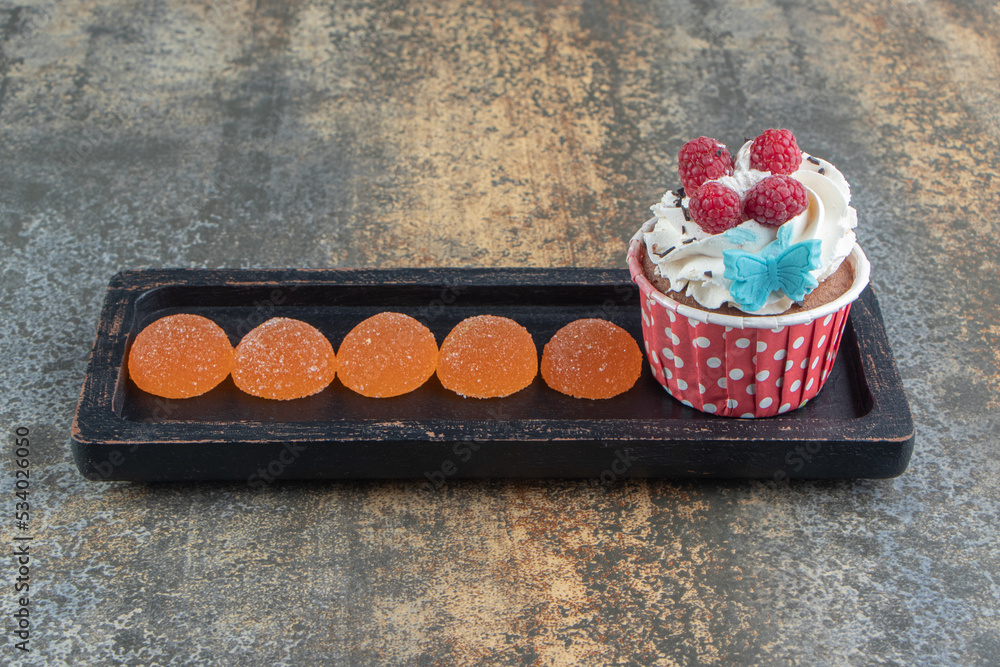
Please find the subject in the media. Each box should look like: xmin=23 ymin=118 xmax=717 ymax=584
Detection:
xmin=749 ymin=129 xmax=802 ymax=174
xmin=742 ymin=174 xmax=809 ymax=226
xmin=689 ymin=182 xmax=743 ymax=234
xmin=677 ymin=136 xmax=734 ymax=192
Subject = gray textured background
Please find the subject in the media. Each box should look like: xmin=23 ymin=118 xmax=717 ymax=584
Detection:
xmin=2 ymin=0 xmax=999 ymax=664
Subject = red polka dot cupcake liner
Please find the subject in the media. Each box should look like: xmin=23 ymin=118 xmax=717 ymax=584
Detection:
xmin=627 ymin=223 xmax=871 ymax=418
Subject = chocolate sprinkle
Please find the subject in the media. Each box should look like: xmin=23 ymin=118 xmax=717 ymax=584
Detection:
xmin=807 ymin=156 xmax=821 ymax=165
xmin=681 ymin=225 xmax=687 ymax=235
xmin=683 ymin=237 xmax=696 ymax=244
xmin=705 ymin=270 xmax=713 ymax=278
xmin=673 ymin=198 xmax=683 ymax=207
xmin=819 ymin=167 xmax=826 ymax=175
xmin=674 ymin=187 xmax=685 ymax=198
xmin=654 ymin=246 xmax=676 ymax=258
xmin=682 ymin=207 xmax=690 ymax=222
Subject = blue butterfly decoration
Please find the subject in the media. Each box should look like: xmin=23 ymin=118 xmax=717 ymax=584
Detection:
xmin=723 ymin=224 xmax=822 ymax=312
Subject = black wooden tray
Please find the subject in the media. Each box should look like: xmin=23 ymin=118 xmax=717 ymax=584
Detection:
xmin=72 ymin=268 xmax=913 ymax=483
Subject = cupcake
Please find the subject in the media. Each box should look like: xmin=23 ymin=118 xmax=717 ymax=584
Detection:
xmin=627 ymin=129 xmax=870 ymax=418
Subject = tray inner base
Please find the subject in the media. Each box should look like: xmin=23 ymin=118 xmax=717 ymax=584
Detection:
xmin=120 ymin=283 xmax=872 ymax=424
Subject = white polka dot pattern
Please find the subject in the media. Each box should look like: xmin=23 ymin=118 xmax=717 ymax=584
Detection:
xmin=635 ymin=291 xmax=853 ymax=417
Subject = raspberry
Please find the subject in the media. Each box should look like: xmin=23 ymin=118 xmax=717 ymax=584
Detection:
xmin=677 ymin=136 xmax=733 ymax=192
xmin=749 ymin=129 xmax=802 ymax=174
xmin=688 ymin=182 xmax=743 ymax=234
xmin=742 ymin=175 xmax=809 ymax=226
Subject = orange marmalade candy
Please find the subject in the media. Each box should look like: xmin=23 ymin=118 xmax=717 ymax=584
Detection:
xmin=232 ymin=318 xmax=337 ymax=400
xmin=337 ymin=312 xmax=438 ymax=398
xmin=128 ymin=314 xmax=234 ymax=399
xmin=436 ymin=315 xmax=537 ymax=398
xmin=541 ymin=319 xmax=642 ymax=399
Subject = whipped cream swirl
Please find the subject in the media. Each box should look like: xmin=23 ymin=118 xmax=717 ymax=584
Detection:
xmin=644 ymin=141 xmax=857 ymax=315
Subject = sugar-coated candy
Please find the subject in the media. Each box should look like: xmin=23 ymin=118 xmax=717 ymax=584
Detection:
xmin=128 ymin=313 xmax=233 ymax=399
xmin=338 ymin=312 xmax=438 ymax=398
xmin=232 ymin=317 xmax=336 ymax=400
xmin=541 ymin=319 xmax=642 ymax=399
xmin=437 ymin=315 xmax=537 ymax=398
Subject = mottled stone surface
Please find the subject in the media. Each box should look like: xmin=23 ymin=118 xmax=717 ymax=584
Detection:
xmin=1 ymin=0 xmax=998 ymax=664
